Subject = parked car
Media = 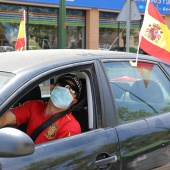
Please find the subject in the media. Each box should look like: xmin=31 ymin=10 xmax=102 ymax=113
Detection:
xmin=1 ymin=49 xmax=170 ymax=170
xmin=0 ymin=46 xmax=15 ymax=52
xmin=99 ymin=43 xmax=119 ymax=51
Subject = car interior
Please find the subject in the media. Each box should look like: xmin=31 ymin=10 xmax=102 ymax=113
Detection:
xmin=15 ymin=71 xmax=93 ymax=137
xmin=111 ymin=80 xmax=164 ymax=112
xmin=110 ymin=79 xmax=165 ymax=124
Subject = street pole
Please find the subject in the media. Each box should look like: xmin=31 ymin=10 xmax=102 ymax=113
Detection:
xmin=156 ymin=0 xmax=158 ymax=9
xmin=58 ymin=0 xmax=66 ymax=49
xmin=116 ymin=0 xmax=141 ymax=52
xmin=126 ymin=0 xmax=130 ymax=52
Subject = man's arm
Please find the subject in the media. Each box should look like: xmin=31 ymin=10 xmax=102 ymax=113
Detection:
xmin=0 ymin=111 xmax=16 ymax=128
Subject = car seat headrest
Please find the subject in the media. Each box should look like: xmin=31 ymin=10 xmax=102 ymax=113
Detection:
xmin=111 ymin=82 xmax=131 ymax=99
xmin=129 ymin=80 xmax=164 ymax=103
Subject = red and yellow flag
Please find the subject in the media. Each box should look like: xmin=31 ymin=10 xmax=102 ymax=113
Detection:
xmin=140 ymin=0 xmax=170 ymax=63
xmin=15 ymin=10 xmax=26 ymax=51
xmin=137 ymin=62 xmax=154 ymax=87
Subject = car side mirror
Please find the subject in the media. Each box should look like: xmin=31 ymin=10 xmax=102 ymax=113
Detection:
xmin=0 ymin=127 xmax=34 ymax=158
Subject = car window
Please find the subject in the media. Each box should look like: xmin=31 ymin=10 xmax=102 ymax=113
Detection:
xmin=103 ymin=61 xmax=170 ymax=124
xmin=15 ymin=71 xmax=91 ymax=136
xmin=39 ymin=79 xmax=51 ymax=99
xmin=162 ymin=63 xmax=170 ymax=76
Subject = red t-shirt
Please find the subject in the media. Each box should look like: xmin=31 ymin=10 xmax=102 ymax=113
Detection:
xmin=11 ymin=100 xmax=81 ymax=144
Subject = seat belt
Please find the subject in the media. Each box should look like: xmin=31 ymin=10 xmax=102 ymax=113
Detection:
xmin=30 ymin=98 xmax=86 ymax=142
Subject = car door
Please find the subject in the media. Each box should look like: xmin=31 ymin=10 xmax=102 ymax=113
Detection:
xmin=0 ymin=62 xmax=120 ymax=170
xmin=101 ymin=59 xmax=170 ymax=170
xmin=0 ymin=129 xmax=119 ymax=170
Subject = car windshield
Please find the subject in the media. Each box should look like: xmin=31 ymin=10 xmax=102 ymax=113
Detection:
xmin=0 ymin=72 xmax=15 ymax=89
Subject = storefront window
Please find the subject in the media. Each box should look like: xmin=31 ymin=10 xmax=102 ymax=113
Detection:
xmin=66 ymin=26 xmax=84 ymax=49
xmin=99 ymin=11 xmax=141 ymax=53
xmin=0 ymin=4 xmax=25 ymax=48
xmin=99 ymin=12 xmax=119 ymax=50
xmin=66 ymin=9 xmax=85 ymax=49
xmin=28 ymin=7 xmax=58 ymax=50
xmin=0 ymin=4 xmax=85 ymax=50
xmin=28 ymin=8 xmax=85 ymax=50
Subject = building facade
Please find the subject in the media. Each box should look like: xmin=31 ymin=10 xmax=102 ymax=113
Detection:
xmin=0 ymin=0 xmax=170 ymax=51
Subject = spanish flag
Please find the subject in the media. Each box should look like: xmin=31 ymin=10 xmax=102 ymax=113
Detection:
xmin=15 ymin=10 xmax=26 ymax=51
xmin=140 ymin=0 xmax=170 ymax=64
xmin=137 ymin=62 xmax=154 ymax=88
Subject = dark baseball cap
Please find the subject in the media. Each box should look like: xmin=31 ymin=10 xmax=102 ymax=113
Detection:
xmin=56 ymin=73 xmax=82 ymax=99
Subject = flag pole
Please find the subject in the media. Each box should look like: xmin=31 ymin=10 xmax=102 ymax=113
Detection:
xmin=24 ymin=10 xmax=26 ymax=51
xmin=130 ymin=0 xmax=150 ymax=67
xmin=156 ymin=0 xmax=158 ymax=9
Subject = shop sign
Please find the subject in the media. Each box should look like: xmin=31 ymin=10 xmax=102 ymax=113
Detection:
xmin=11 ymin=0 xmax=170 ymax=15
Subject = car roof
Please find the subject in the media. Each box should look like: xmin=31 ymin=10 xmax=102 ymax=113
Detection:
xmin=0 ymin=49 xmax=162 ymax=73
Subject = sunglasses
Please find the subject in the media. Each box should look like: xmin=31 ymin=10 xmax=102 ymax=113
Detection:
xmin=56 ymin=80 xmax=78 ymax=95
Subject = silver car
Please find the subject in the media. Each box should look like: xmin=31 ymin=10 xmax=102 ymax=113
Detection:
xmin=0 ymin=46 xmax=15 ymax=52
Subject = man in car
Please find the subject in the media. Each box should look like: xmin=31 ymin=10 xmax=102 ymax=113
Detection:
xmin=0 ymin=73 xmax=82 ymax=144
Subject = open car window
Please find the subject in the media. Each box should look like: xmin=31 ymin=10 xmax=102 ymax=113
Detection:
xmin=13 ymin=71 xmax=93 ymax=139
xmin=103 ymin=61 xmax=170 ymax=124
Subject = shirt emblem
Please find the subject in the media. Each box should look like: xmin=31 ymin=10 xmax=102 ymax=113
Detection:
xmin=45 ymin=124 xmax=58 ymax=140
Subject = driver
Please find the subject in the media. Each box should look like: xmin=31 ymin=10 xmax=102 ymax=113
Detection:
xmin=0 ymin=73 xmax=82 ymax=144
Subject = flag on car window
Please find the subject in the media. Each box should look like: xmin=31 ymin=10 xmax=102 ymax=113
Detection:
xmin=139 ymin=0 xmax=170 ymax=64
xmin=137 ymin=62 xmax=154 ymax=88
xmin=15 ymin=10 xmax=26 ymax=51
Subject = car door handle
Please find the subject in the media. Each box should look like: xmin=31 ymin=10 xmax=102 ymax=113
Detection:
xmin=93 ymin=155 xmax=117 ymax=167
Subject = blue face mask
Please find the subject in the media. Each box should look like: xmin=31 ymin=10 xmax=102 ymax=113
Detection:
xmin=50 ymin=86 xmax=74 ymax=109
